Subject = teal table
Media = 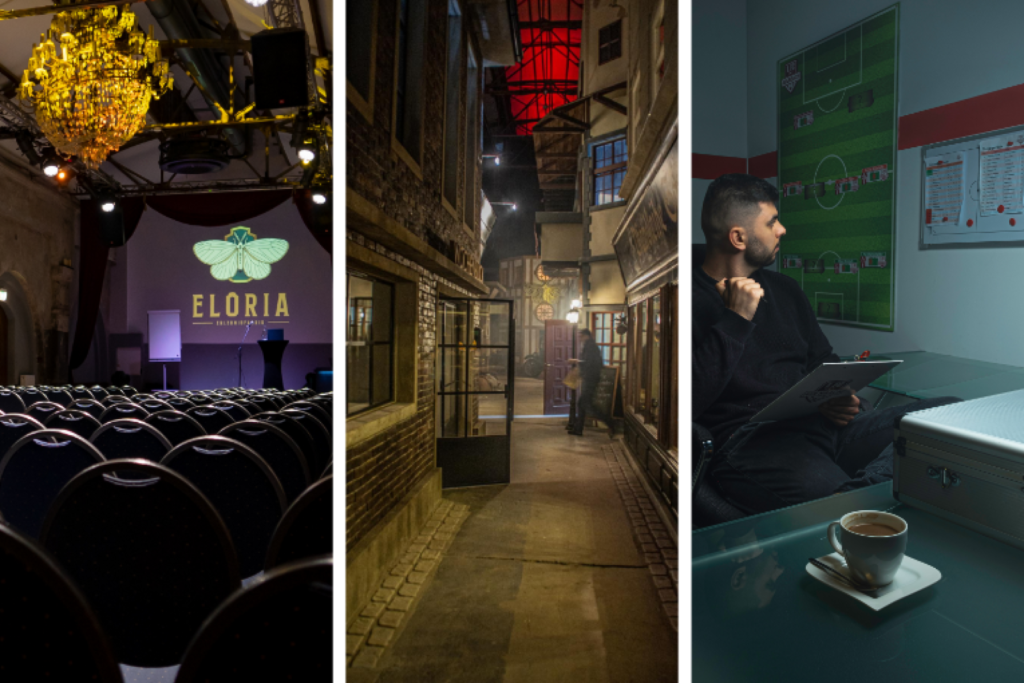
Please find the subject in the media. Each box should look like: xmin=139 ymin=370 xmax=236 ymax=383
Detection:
xmin=841 ymin=351 xmax=1024 ymax=406
xmin=693 ymin=484 xmax=1024 ymax=681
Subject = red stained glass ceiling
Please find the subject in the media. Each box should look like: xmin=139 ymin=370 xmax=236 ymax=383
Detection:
xmin=506 ymin=0 xmax=582 ymax=135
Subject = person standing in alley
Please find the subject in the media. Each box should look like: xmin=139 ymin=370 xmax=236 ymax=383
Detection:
xmin=570 ymin=329 xmax=614 ymax=438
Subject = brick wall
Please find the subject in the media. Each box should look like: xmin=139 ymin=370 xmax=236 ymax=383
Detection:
xmin=345 ymin=231 xmax=474 ymax=551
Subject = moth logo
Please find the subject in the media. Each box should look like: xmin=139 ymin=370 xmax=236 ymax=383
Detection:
xmin=193 ymin=227 xmax=289 ymax=283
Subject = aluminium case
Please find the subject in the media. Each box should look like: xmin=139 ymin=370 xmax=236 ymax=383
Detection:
xmin=894 ymin=390 xmax=1024 ymax=552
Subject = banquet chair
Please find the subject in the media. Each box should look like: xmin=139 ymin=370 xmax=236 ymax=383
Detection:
xmin=0 ymin=522 xmax=124 ymax=682
xmin=44 ymin=409 xmax=102 ymax=440
xmin=145 ymin=410 xmax=207 ymax=446
xmin=209 ymin=400 xmax=252 ymax=423
xmin=286 ymin=401 xmax=332 ymax=433
xmin=91 ymin=419 xmax=172 ymax=463
xmin=0 ymin=430 xmax=105 ymax=538
xmin=40 ymin=460 xmax=240 ymax=667
xmin=186 ymin=405 xmax=235 ymax=432
xmin=24 ymin=401 xmax=63 ymax=423
xmin=0 ymin=390 xmax=25 ymax=413
xmin=0 ymin=413 xmax=44 ymax=459
xmin=253 ymin=411 xmax=326 ymax=479
xmin=161 ymin=436 xmax=286 ymax=579
xmin=219 ymin=420 xmax=309 ymax=503
xmin=43 ymin=388 xmax=74 ymax=406
xmin=99 ymin=402 xmax=149 ymax=423
xmin=265 ymin=475 xmax=332 ymax=570
xmin=69 ymin=398 xmax=105 ymax=420
xmin=175 ymin=556 xmax=332 ymax=683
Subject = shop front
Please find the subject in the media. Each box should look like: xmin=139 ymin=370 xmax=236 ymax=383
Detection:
xmin=611 ymin=122 xmax=678 ymax=517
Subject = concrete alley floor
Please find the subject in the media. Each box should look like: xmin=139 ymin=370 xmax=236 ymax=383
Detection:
xmin=360 ymin=421 xmax=678 ymax=683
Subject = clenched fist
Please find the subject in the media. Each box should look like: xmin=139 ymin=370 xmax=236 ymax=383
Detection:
xmin=715 ymin=277 xmax=764 ymax=321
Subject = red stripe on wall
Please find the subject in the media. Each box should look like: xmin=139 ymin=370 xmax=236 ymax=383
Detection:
xmin=898 ymin=82 xmax=1024 ymax=150
xmin=748 ymin=151 xmax=778 ymax=179
xmin=692 ymin=153 xmax=746 ymax=180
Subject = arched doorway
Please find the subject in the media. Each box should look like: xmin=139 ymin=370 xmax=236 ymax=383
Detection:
xmin=0 ymin=304 xmax=7 ymax=385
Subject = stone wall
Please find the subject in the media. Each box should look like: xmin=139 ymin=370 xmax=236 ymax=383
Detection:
xmin=0 ymin=151 xmax=77 ymax=384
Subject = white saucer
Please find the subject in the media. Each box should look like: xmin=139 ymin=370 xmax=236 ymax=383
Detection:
xmin=804 ymin=552 xmax=941 ymax=611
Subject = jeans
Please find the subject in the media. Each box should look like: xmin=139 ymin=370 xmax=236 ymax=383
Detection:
xmin=710 ymin=396 xmax=962 ymax=514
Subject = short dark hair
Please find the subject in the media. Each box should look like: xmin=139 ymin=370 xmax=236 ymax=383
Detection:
xmin=578 ymin=329 xmax=592 ymax=338
xmin=700 ymin=174 xmax=779 ymax=248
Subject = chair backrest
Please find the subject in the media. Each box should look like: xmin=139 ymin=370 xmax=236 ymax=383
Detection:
xmin=68 ymin=398 xmax=105 ymax=420
xmin=135 ymin=398 xmax=173 ymax=413
xmin=186 ymin=405 xmax=235 ymax=432
xmin=43 ymin=389 xmax=74 ymax=406
xmin=17 ymin=388 xmax=46 ymax=406
xmin=253 ymin=411 xmax=326 ymax=478
xmin=209 ymin=400 xmax=252 ymax=423
xmin=99 ymin=402 xmax=149 ymax=423
xmin=88 ymin=385 xmax=109 ymax=398
xmin=0 ymin=523 xmax=124 ymax=682
xmin=188 ymin=394 xmax=213 ymax=406
xmin=286 ymin=401 xmax=332 ymax=433
xmin=266 ymin=475 xmax=332 ymax=570
xmin=145 ymin=410 xmax=207 ymax=446
xmin=245 ymin=395 xmax=275 ymax=413
xmin=0 ymin=430 xmax=106 ymax=538
xmin=25 ymin=401 xmax=64 ymax=423
xmin=280 ymin=408 xmax=332 ymax=465
xmin=40 ymin=459 xmax=240 ymax=667
xmin=321 ymin=462 xmax=332 ymax=478
xmin=69 ymin=387 xmax=96 ymax=401
xmin=308 ymin=395 xmax=333 ymax=417
xmin=100 ymin=394 xmax=131 ymax=406
xmin=166 ymin=396 xmax=195 ymax=411
xmin=161 ymin=436 xmax=286 ymax=578
xmin=218 ymin=420 xmax=309 ymax=503
xmin=176 ymin=557 xmax=332 ymax=682
xmin=44 ymin=409 xmax=102 ymax=440
xmin=0 ymin=390 xmax=25 ymax=413
xmin=0 ymin=413 xmax=44 ymax=460
xmin=90 ymin=419 xmax=172 ymax=463
xmin=122 ymin=386 xmax=139 ymax=397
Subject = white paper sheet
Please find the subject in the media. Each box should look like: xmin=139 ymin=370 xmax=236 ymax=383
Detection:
xmin=979 ymin=134 xmax=1024 ymax=217
xmin=924 ymin=152 xmax=965 ymax=226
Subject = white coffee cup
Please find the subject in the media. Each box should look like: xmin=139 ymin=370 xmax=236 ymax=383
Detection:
xmin=827 ymin=510 xmax=908 ymax=587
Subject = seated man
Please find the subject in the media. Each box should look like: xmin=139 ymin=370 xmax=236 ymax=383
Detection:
xmin=694 ymin=174 xmax=958 ymax=514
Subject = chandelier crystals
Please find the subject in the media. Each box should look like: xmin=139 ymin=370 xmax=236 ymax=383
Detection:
xmin=19 ymin=5 xmax=172 ymax=170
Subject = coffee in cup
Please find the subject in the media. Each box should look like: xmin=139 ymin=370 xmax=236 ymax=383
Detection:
xmin=827 ymin=511 xmax=908 ymax=587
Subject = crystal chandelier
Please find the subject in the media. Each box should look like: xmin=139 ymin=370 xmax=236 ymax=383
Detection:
xmin=19 ymin=5 xmax=172 ymax=170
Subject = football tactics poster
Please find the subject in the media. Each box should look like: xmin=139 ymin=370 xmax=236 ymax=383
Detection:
xmin=777 ymin=4 xmax=898 ymax=331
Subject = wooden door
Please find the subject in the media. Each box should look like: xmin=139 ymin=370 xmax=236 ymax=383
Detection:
xmin=0 ymin=305 xmax=7 ymax=386
xmin=543 ymin=320 xmax=573 ymax=415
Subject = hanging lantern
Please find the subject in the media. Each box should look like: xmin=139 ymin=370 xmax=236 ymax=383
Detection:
xmin=19 ymin=5 xmax=172 ymax=170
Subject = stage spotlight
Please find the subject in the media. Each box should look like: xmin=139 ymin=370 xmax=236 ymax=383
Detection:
xmin=312 ymin=192 xmax=327 ymax=205
xmin=101 ymin=201 xmax=116 ymax=213
xmin=298 ymin=142 xmax=316 ymax=164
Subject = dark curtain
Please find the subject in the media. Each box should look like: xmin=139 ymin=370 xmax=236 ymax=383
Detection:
xmin=69 ymin=197 xmax=147 ymax=376
xmin=292 ymin=189 xmax=333 ymax=256
xmin=146 ymin=190 xmax=291 ymax=226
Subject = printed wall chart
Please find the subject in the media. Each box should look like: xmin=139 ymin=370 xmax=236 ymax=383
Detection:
xmin=776 ymin=5 xmax=899 ymax=331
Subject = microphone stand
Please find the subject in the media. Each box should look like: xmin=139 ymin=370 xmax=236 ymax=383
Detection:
xmin=238 ymin=320 xmax=253 ymax=388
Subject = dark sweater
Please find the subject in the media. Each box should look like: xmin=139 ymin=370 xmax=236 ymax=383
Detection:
xmin=693 ymin=265 xmax=839 ymax=444
xmin=579 ymin=338 xmax=604 ymax=386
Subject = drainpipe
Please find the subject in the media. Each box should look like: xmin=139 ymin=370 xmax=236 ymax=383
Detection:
xmin=147 ymin=0 xmax=248 ymax=156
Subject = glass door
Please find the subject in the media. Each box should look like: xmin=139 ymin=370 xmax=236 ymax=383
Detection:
xmin=436 ymin=298 xmax=514 ymax=488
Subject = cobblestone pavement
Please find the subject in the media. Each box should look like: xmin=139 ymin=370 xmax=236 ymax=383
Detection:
xmin=349 ymin=422 xmax=678 ymax=683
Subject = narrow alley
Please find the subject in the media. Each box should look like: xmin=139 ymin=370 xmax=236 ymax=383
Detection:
xmin=348 ymin=423 xmax=678 ymax=682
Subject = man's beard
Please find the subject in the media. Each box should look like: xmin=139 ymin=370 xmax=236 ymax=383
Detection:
xmin=744 ymin=236 xmax=777 ymax=269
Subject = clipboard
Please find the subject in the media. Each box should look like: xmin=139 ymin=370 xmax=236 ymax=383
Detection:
xmin=749 ymin=360 xmax=902 ymax=423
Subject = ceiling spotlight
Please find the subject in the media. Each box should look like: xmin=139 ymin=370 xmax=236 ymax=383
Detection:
xmin=297 ymin=142 xmax=316 ymax=164
xmin=312 ymin=192 xmax=327 ymax=205
xmin=567 ymin=310 xmax=580 ymax=324
xmin=0 ymin=289 xmax=7 ymax=302
xmin=101 ymin=200 xmax=116 ymax=213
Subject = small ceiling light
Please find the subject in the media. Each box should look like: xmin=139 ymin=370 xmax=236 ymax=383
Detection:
xmin=0 ymin=289 xmax=7 ymax=302
xmin=42 ymin=151 xmax=60 ymax=177
xmin=312 ymin=192 xmax=327 ymax=205
xmin=244 ymin=0 xmax=268 ymax=6
xmin=566 ymin=310 xmax=579 ymax=324
xmin=494 ymin=156 xmax=501 ymax=166
xmin=570 ymin=299 xmax=582 ymax=310
xmin=101 ymin=200 xmax=116 ymax=213
xmin=512 ymin=202 xmax=517 ymax=211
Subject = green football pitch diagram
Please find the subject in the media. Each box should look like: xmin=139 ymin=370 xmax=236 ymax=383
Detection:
xmin=776 ymin=5 xmax=898 ymax=331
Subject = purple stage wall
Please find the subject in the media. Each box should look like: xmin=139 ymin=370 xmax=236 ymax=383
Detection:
xmin=127 ymin=200 xmax=332 ymax=390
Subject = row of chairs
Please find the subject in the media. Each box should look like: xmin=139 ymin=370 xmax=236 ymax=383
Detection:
xmin=1 ymin=509 xmax=331 ymax=680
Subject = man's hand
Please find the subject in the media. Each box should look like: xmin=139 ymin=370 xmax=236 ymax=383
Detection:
xmin=715 ymin=277 xmax=764 ymax=321
xmin=819 ymin=393 xmax=861 ymax=427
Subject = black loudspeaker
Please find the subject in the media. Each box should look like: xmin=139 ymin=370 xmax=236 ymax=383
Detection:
xmin=97 ymin=204 xmax=125 ymax=247
xmin=252 ymin=28 xmax=310 ymax=110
